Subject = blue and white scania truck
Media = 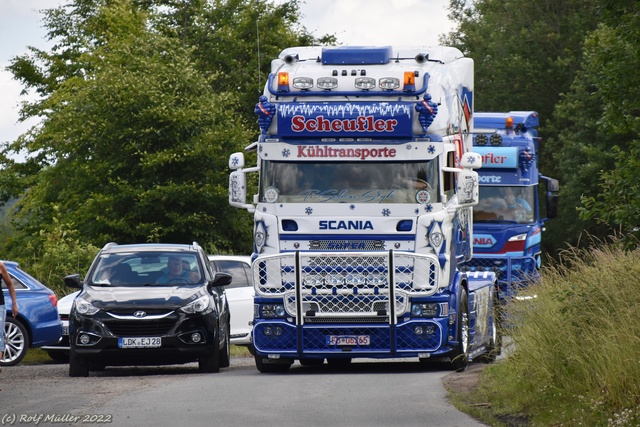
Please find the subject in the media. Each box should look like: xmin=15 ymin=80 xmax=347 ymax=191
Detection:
xmin=465 ymin=112 xmax=559 ymax=301
xmin=228 ymin=45 xmax=499 ymax=372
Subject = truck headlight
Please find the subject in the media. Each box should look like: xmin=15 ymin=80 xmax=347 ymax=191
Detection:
xmin=260 ymin=304 xmax=286 ymax=318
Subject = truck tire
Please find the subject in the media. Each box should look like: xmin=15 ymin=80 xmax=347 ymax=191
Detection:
xmin=450 ymin=289 xmax=470 ymax=372
xmin=479 ymin=288 xmax=502 ymax=363
xmin=1 ymin=317 xmax=28 ymax=366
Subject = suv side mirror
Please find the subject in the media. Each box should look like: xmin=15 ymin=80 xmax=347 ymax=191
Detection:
xmin=64 ymin=274 xmax=83 ymax=289
xmin=208 ymin=272 xmax=232 ymax=293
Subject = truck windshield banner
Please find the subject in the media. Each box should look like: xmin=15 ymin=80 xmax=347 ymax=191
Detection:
xmin=277 ymin=102 xmax=414 ymax=138
xmin=474 ymin=146 xmax=519 ymax=168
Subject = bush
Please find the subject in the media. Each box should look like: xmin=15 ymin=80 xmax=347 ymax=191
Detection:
xmin=19 ymin=215 xmax=99 ymax=298
xmin=480 ymin=243 xmax=640 ymax=426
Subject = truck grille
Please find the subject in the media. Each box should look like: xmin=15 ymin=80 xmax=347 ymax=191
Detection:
xmin=254 ymin=251 xmax=439 ymax=318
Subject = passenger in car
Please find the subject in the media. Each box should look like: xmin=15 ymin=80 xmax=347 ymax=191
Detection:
xmin=110 ymin=263 xmax=135 ymax=285
xmin=157 ymin=256 xmax=192 ymax=284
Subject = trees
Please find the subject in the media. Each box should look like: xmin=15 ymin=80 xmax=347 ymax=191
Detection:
xmin=443 ymin=0 xmax=640 ymax=252
xmin=1 ymin=0 xmax=318 ymax=260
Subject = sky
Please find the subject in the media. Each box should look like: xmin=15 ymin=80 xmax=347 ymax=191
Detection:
xmin=0 ymin=0 xmax=453 ymax=146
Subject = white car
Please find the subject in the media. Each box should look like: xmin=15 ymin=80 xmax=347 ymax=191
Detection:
xmin=208 ymin=255 xmax=253 ymax=347
xmin=41 ymin=290 xmax=79 ymax=362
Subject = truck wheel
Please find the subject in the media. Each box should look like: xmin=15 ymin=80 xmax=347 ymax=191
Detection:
xmin=1 ymin=317 xmax=28 ymax=366
xmin=69 ymin=348 xmax=89 ymax=377
xmin=450 ymin=289 xmax=470 ymax=372
xmin=254 ymin=354 xmax=292 ymax=373
xmin=479 ymin=289 xmax=502 ymax=363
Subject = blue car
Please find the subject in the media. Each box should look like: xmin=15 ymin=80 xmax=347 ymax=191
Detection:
xmin=1 ymin=261 xmax=63 ymax=366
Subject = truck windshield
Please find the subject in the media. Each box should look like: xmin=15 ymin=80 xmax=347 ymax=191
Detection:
xmin=475 ymin=186 xmax=536 ymax=224
xmin=259 ymin=160 xmax=439 ymax=204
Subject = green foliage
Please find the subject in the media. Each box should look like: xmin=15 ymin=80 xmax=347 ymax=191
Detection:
xmin=442 ymin=0 xmax=598 ymax=123
xmin=0 ymin=0 xmax=325 ymax=264
xmin=13 ymin=207 xmax=99 ymax=298
xmin=478 ymin=243 xmax=640 ymax=426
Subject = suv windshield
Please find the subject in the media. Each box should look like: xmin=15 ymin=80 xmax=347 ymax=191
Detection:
xmin=89 ymin=252 xmax=203 ymax=286
xmin=259 ymin=160 xmax=439 ymax=204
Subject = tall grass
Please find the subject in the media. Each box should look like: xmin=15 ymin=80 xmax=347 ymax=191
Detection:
xmin=480 ymin=244 xmax=640 ymax=426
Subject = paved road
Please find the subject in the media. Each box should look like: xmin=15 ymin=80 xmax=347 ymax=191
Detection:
xmin=1 ymin=358 xmax=487 ymax=427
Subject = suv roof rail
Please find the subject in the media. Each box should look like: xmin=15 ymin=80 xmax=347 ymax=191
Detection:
xmin=192 ymin=241 xmax=202 ymax=250
xmin=102 ymin=242 xmax=118 ymax=250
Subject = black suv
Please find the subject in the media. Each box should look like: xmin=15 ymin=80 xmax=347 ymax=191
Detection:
xmin=65 ymin=242 xmax=231 ymax=377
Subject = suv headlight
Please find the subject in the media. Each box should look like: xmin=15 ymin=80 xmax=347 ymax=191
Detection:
xmin=181 ymin=295 xmax=212 ymax=314
xmin=74 ymin=298 xmax=100 ymax=316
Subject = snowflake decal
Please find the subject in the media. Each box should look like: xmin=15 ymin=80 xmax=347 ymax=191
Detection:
xmin=282 ymin=148 xmax=290 ymax=157
xmin=428 ymin=145 xmax=436 ymax=154
xmin=262 ymin=207 xmax=267 ymax=212
xmin=382 ymin=208 xmax=391 ymax=217
xmin=415 ymin=208 xmax=420 ymax=215
xmin=406 ymin=144 xmax=413 ymax=151
xmin=350 ymin=204 xmax=356 ymax=210
xmin=259 ymin=145 xmax=263 ymax=153
xmin=305 ymin=207 xmax=313 ymax=215
xmin=231 ymin=156 xmax=240 ymax=167
xmin=467 ymin=155 xmax=477 ymax=165
xmin=424 ymin=204 xmax=433 ymax=213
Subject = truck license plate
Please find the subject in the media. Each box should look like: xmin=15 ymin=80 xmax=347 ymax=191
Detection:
xmin=327 ymin=335 xmax=370 ymax=346
xmin=118 ymin=337 xmax=162 ymax=348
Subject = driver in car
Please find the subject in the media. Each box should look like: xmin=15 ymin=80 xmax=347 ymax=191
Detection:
xmin=157 ymin=256 xmax=192 ymax=283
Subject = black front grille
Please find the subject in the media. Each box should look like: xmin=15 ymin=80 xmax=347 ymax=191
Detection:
xmin=103 ymin=319 xmax=176 ymax=336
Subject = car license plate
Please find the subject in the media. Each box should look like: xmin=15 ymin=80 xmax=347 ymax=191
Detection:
xmin=118 ymin=337 xmax=162 ymax=348
xmin=327 ymin=335 xmax=370 ymax=346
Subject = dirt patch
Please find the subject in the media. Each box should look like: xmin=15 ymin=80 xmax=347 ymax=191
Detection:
xmin=442 ymin=362 xmax=485 ymax=394
xmin=442 ymin=362 xmax=531 ymax=427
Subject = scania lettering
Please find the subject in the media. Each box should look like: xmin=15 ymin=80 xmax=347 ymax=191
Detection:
xmin=228 ymin=46 xmax=499 ymax=373
xmin=319 ymin=220 xmax=374 ymax=230
xmin=466 ymin=112 xmax=559 ymax=302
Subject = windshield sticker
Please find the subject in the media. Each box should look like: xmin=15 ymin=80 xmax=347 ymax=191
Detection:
xmin=264 ymin=187 xmax=279 ymax=203
xmin=415 ymin=190 xmax=431 ymax=204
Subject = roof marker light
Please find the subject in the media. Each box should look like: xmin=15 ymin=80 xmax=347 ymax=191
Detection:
xmin=506 ymin=117 xmax=514 ymax=129
xmin=277 ymin=72 xmax=290 ymax=92
xmin=404 ymin=71 xmax=416 ymax=91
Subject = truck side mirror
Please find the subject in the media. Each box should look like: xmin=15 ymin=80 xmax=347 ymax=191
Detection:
xmin=546 ymin=178 xmax=559 ymax=219
xmin=456 ymin=152 xmax=482 ymax=206
xmin=229 ymin=170 xmax=248 ymax=207
xmin=229 ymin=152 xmax=245 ymax=170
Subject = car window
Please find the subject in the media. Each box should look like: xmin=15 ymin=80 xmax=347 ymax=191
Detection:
xmin=90 ymin=252 xmax=203 ymax=286
xmin=1 ymin=274 xmax=27 ymax=290
xmin=212 ymin=260 xmax=252 ymax=289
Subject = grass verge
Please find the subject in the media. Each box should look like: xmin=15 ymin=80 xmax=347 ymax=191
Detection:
xmin=449 ymin=243 xmax=640 ymax=426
